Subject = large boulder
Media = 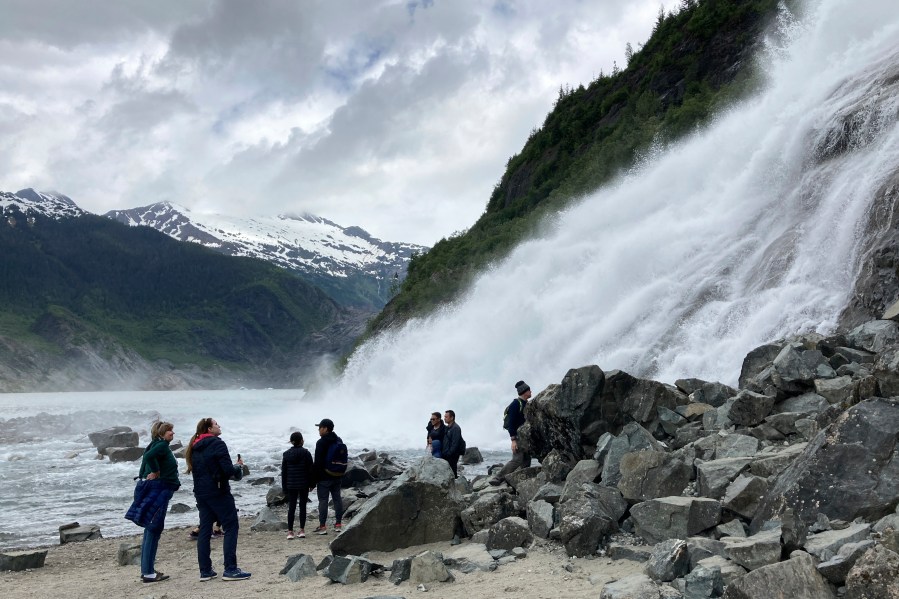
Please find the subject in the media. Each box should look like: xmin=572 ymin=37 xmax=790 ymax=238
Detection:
xmin=844 ymin=544 xmax=899 ymax=599
xmin=460 ymin=491 xmax=518 ymax=536
xmin=106 ymin=447 xmax=145 ymax=462
xmin=88 ymin=427 xmax=137 ymax=453
xmin=751 ymin=397 xmax=899 ymax=532
xmin=486 ymin=517 xmax=533 ymax=551
xmin=328 ymin=457 xmax=462 ymax=555
xmin=846 ymin=320 xmax=899 ymax=353
xmin=58 ymin=522 xmax=101 ymax=544
xmin=0 ymin=550 xmax=47 ymax=571
xmin=630 ymin=497 xmax=721 ymax=545
xmin=722 ymin=552 xmax=836 ymax=598
xmin=597 ymin=423 xmax=666 ymax=487
xmin=558 ymin=484 xmax=623 ymax=557
xmin=617 ymin=451 xmax=691 ymax=504
xmin=517 ymin=365 xmax=615 ymax=463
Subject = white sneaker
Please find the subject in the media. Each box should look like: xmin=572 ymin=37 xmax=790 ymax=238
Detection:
xmin=287 ymin=531 xmax=295 ymax=540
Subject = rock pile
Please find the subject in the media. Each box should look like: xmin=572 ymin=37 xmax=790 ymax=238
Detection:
xmin=87 ymin=426 xmax=142 ymax=462
xmin=292 ymin=318 xmax=899 ymax=596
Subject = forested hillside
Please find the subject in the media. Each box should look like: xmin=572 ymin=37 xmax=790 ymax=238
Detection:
xmin=369 ymin=0 xmax=789 ymax=335
xmin=0 ymin=208 xmax=363 ymax=390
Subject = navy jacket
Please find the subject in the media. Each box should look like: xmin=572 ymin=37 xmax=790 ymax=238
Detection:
xmin=190 ymin=435 xmax=242 ymax=498
xmin=506 ymin=397 xmax=528 ymax=439
xmin=125 ymin=479 xmax=177 ymax=533
xmin=281 ymin=445 xmax=313 ymax=490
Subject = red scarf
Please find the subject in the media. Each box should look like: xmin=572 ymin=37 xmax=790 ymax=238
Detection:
xmin=193 ymin=433 xmax=216 ymax=445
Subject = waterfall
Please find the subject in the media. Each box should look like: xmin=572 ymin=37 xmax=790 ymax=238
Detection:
xmin=301 ymin=0 xmax=899 ymax=450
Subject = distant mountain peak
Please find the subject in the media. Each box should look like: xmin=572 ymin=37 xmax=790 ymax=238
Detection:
xmin=1 ymin=189 xmax=85 ymax=220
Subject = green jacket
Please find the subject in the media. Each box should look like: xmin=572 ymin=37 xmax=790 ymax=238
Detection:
xmin=139 ymin=438 xmax=181 ymax=487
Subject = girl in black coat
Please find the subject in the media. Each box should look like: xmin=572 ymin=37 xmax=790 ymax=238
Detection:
xmin=282 ymin=431 xmax=314 ymax=539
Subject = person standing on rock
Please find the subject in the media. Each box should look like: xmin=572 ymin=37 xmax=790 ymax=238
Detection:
xmin=282 ymin=431 xmax=313 ymax=540
xmin=184 ymin=417 xmax=251 ymax=582
xmin=426 ymin=411 xmax=445 ymax=457
xmin=490 ymin=380 xmax=533 ymax=485
xmin=442 ymin=409 xmax=465 ymax=478
xmin=131 ymin=420 xmax=180 ymax=584
xmin=311 ymin=418 xmax=346 ymax=535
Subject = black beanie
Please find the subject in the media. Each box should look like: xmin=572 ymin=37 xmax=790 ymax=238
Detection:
xmin=515 ymin=380 xmax=530 ymax=396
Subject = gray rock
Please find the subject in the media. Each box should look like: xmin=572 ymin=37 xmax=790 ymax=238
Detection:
xmin=689 ymin=382 xmax=738 ymax=408
xmin=531 ymin=482 xmax=564 ymax=505
xmin=772 ymin=344 xmax=836 ymax=393
xmin=560 ymin=459 xmax=601 ymax=502
xmin=630 ymin=497 xmax=721 ymax=545
xmin=617 ymin=450 xmax=692 ymax=504
xmin=608 ymin=542 xmax=653 ymax=562
xmin=250 ymin=476 xmax=274 ymax=486
xmin=504 ymin=466 xmax=542 ymax=493
xmin=409 ymin=550 xmax=452 ymax=584
xmin=88 ymin=427 xmax=137 ymax=453
xmin=720 ymin=527 xmax=782 ymax=571
xmin=324 ymin=555 xmax=375 ymax=584
xmin=282 ymin=554 xmax=317 ymax=582
xmin=558 ymin=485 xmax=619 ymax=557
xmin=739 ymin=344 xmax=783 ymax=390
xmin=116 ymin=542 xmax=140 ymax=566
xmin=684 ymin=561 xmax=724 ymax=599
xmin=461 ymin=447 xmax=483 ymax=464
xmin=251 ymin=506 xmax=287 ymax=531
xmin=266 ymin=484 xmax=286 ymax=506
xmin=469 ymin=530 xmax=489 ymax=545
xmin=460 ymin=491 xmax=517 ymax=536
xmin=513 ymin=471 xmax=546 ymax=504
xmin=697 ymin=457 xmax=752 ymax=499
xmin=599 ymin=423 xmax=665 ymax=487
xmin=772 ymin=393 xmax=829 ymax=416
xmin=844 ymin=544 xmax=899 ymax=599
xmin=752 ymin=397 xmax=899 ymax=531
xmin=486 ymin=517 xmax=533 ymax=551
xmin=106 ymin=446 xmax=145 ymax=462
xmin=389 ymin=557 xmax=412 ymax=584
xmin=722 ymin=551 xmax=836 ymax=599
xmin=696 ymin=554 xmax=747 ymax=587
xmin=541 ymin=449 xmax=574 ymax=483
xmin=726 ymin=391 xmax=776 ymax=427
xmin=644 ymin=539 xmax=689 ymax=582
xmin=443 ymin=543 xmax=496 ymax=573
xmin=59 ymin=523 xmax=101 ymax=544
xmin=657 ymin=405 xmax=687 ymax=436
xmin=715 ymin=434 xmax=760 ymax=459
xmin=748 ymin=443 xmax=808 ymax=479
xmin=816 ymin=540 xmax=875 ymax=584
xmin=527 ymin=500 xmax=555 ymax=539
xmin=716 ymin=519 xmax=747 ymax=538
xmin=0 ymin=549 xmax=48 ymax=571
xmin=686 ymin=537 xmax=727 ymax=569
xmin=722 ymin=475 xmax=769 ymax=520
xmin=329 ymin=457 xmax=463 ymax=555
xmin=599 ymin=573 xmax=672 ymax=599
xmin=803 ymin=522 xmax=871 ymax=562
xmin=169 ymin=502 xmax=191 ymax=513
xmin=814 ymin=376 xmax=855 ymax=404
xmin=846 ymin=320 xmax=899 ymax=353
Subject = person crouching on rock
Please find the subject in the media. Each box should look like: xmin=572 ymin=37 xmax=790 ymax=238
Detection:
xmin=282 ymin=431 xmax=313 ymax=540
xmin=132 ymin=420 xmax=180 ymax=583
xmin=426 ymin=411 xmax=445 ymax=457
xmin=184 ymin=417 xmax=251 ymax=582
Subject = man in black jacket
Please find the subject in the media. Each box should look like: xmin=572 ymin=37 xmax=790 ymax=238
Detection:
xmin=442 ymin=409 xmax=463 ymax=478
xmin=490 ymin=380 xmax=533 ymax=485
xmin=186 ymin=417 xmax=250 ymax=581
xmin=311 ymin=418 xmax=344 ymax=535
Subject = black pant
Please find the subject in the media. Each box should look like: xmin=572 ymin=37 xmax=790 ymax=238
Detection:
xmin=286 ymin=488 xmax=309 ymax=531
xmin=446 ymin=453 xmax=460 ymax=478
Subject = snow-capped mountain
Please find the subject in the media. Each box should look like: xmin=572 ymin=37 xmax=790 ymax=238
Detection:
xmin=106 ymin=202 xmax=426 ymax=309
xmin=1 ymin=189 xmax=85 ymax=220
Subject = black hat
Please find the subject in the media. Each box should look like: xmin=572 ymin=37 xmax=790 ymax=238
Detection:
xmin=515 ymin=380 xmax=530 ymax=396
xmin=315 ymin=418 xmax=334 ymax=430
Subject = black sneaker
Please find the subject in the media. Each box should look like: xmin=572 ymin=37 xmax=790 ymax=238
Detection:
xmin=222 ymin=568 xmax=251 ymax=581
xmin=199 ymin=570 xmax=217 ymax=582
xmin=142 ymin=572 xmax=169 ymax=583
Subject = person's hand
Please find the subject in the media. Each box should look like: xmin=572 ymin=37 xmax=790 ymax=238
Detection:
xmin=147 ymin=472 xmax=159 ymax=480
xmin=511 ymin=439 xmax=518 ymax=453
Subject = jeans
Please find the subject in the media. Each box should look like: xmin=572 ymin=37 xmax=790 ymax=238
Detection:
xmin=140 ymin=527 xmax=161 ymax=576
xmin=195 ymin=493 xmax=240 ymax=574
xmin=286 ymin=488 xmax=309 ymax=531
xmin=316 ymin=477 xmax=343 ymax=526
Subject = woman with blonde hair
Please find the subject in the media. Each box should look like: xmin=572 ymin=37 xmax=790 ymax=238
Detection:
xmin=126 ymin=420 xmax=180 ymax=583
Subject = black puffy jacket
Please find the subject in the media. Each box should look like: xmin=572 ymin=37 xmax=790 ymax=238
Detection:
xmin=281 ymin=445 xmax=313 ymax=490
xmin=191 ymin=435 xmax=242 ymax=498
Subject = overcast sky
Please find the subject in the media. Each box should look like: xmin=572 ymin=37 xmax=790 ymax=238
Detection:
xmin=0 ymin=0 xmax=678 ymax=245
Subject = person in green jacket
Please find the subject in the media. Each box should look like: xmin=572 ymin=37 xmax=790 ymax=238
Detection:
xmin=137 ymin=421 xmax=181 ymax=583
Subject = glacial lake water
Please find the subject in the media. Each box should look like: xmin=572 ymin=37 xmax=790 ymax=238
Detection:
xmin=0 ymin=390 xmax=504 ymax=550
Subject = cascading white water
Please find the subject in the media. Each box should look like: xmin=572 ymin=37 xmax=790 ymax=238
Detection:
xmin=301 ymin=0 xmax=899 ymax=450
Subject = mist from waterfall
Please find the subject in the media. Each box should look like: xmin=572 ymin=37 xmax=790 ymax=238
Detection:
xmin=297 ymin=0 xmax=899 ymax=451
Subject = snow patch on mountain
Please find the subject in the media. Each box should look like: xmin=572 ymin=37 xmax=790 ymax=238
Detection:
xmin=1 ymin=189 xmax=85 ymax=220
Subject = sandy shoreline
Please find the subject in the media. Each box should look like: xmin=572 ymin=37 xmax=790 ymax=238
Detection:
xmin=0 ymin=517 xmax=643 ymax=598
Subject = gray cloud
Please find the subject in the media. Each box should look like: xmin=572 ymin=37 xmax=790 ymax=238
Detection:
xmin=0 ymin=0 xmax=680 ymax=244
